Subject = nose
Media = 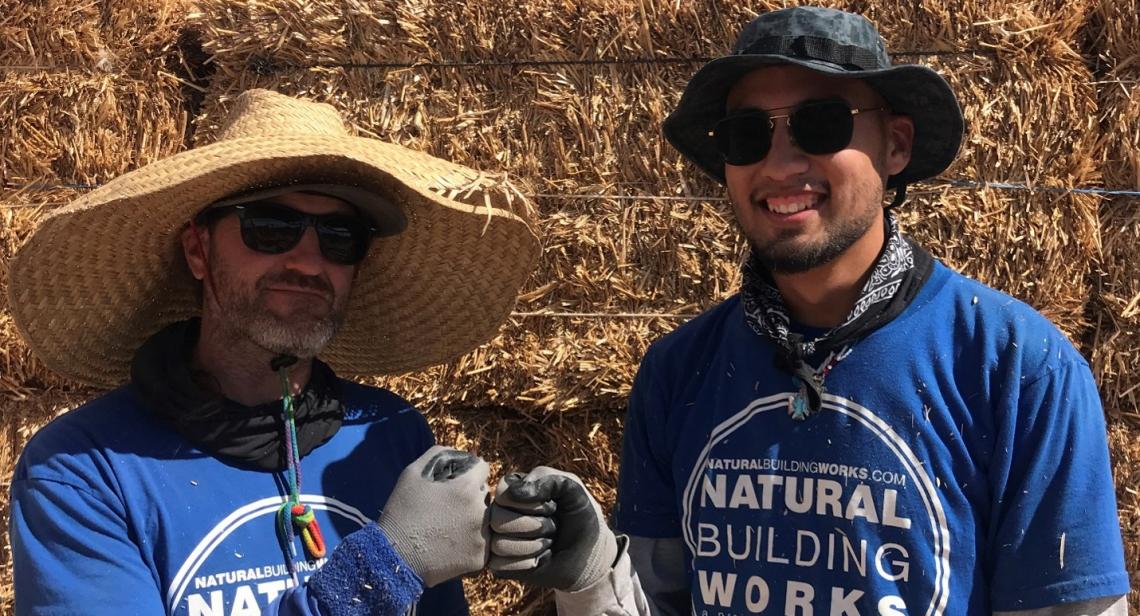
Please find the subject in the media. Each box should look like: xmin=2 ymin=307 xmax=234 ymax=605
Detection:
xmin=757 ymin=121 xmax=810 ymax=183
xmin=282 ymin=227 xmax=325 ymax=275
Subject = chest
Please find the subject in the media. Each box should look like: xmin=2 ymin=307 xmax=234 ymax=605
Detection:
xmin=112 ymin=428 xmax=398 ymax=614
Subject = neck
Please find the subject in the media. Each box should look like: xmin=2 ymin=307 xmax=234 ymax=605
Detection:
xmin=770 ymin=220 xmax=886 ymax=329
xmin=192 ymin=316 xmax=312 ymax=407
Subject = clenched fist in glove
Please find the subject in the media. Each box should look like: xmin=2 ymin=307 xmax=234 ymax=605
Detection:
xmin=377 ymin=446 xmax=491 ymax=588
xmin=488 ymin=466 xmax=619 ymax=592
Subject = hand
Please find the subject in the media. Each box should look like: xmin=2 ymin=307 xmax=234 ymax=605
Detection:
xmin=488 ymin=466 xmax=618 ymax=592
xmin=377 ymin=446 xmax=490 ymax=588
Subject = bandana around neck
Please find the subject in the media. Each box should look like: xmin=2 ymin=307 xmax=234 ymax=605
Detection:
xmin=741 ymin=211 xmax=933 ymax=419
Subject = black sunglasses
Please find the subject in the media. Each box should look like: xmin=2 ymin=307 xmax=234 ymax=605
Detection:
xmin=196 ymin=202 xmax=377 ymax=265
xmin=710 ymin=99 xmax=887 ymax=166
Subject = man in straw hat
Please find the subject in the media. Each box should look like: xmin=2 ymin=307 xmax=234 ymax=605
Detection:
xmin=485 ymin=6 xmax=1130 ymax=615
xmin=8 ymin=88 xmax=539 ymax=615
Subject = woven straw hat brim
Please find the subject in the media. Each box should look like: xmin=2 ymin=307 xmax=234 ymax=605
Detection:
xmin=8 ymin=134 xmax=540 ymax=388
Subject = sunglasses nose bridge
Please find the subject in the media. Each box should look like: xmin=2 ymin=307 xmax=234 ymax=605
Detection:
xmin=757 ymin=117 xmax=812 ymax=181
xmin=767 ymin=113 xmax=801 ymax=155
xmin=278 ymin=222 xmax=326 ymax=270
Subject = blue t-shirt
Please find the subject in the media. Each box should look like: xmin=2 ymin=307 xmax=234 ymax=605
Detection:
xmin=10 ymin=381 xmax=468 ymax=616
xmin=615 ymin=262 xmax=1129 ymax=615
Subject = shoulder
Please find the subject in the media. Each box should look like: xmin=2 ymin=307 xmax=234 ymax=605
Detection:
xmin=336 ymin=379 xmax=432 ymax=435
xmin=19 ymin=387 xmax=152 ymax=454
xmin=922 ymin=264 xmax=1086 ymax=375
xmin=15 ymin=387 xmax=161 ymax=483
xmin=643 ymin=295 xmax=743 ymax=369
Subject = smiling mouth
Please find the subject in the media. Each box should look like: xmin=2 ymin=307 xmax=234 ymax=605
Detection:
xmin=764 ymin=193 xmax=824 ymax=215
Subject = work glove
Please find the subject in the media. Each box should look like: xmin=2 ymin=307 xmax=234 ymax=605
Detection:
xmin=488 ymin=466 xmax=619 ymax=592
xmin=377 ymin=445 xmax=491 ymax=588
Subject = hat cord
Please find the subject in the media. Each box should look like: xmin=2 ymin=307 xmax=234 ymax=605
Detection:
xmin=274 ymin=359 xmax=327 ymax=587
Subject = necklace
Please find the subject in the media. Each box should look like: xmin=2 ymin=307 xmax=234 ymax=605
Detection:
xmin=787 ymin=347 xmax=851 ymax=420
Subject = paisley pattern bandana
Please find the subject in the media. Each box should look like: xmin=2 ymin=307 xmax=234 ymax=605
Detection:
xmin=741 ymin=211 xmax=933 ymax=419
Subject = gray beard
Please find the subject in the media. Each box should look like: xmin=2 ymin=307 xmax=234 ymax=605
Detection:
xmin=235 ymin=310 xmax=340 ymax=359
xmin=207 ymin=265 xmax=345 ymax=359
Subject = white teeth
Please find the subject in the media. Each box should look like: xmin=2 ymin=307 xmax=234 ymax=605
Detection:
xmin=765 ymin=194 xmax=818 ymax=214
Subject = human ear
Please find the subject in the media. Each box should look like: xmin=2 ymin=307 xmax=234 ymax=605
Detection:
xmin=884 ymin=114 xmax=915 ymax=177
xmin=181 ymin=224 xmax=209 ymax=281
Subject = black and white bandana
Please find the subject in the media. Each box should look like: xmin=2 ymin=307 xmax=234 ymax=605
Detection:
xmin=741 ymin=211 xmax=933 ymax=418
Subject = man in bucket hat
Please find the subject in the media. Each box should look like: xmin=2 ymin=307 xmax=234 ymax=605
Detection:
xmin=8 ymin=89 xmax=539 ymax=615
xmin=485 ymin=6 xmax=1130 ymax=615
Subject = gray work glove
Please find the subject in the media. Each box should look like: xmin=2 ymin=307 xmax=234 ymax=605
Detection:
xmin=488 ymin=466 xmax=619 ymax=592
xmin=377 ymin=445 xmax=490 ymax=588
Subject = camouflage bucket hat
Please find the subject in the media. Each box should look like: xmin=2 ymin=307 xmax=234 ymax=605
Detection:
xmin=663 ymin=6 xmax=964 ymax=189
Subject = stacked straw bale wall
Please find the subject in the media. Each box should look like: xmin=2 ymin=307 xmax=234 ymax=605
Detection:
xmin=1088 ymin=0 xmax=1140 ymax=589
xmin=1 ymin=0 xmax=1137 ymax=613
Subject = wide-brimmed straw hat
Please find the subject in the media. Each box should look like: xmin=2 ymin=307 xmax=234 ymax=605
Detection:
xmin=8 ymin=89 xmax=541 ymax=388
xmin=664 ymin=6 xmax=964 ymax=190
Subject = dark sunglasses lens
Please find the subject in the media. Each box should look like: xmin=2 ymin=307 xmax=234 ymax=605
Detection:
xmin=239 ymin=206 xmax=306 ymax=254
xmin=317 ymin=217 xmax=372 ymax=264
xmin=791 ymin=101 xmax=854 ymax=155
xmin=714 ymin=111 xmax=772 ymax=166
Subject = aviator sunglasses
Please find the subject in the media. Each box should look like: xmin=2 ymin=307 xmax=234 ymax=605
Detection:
xmin=710 ymin=98 xmax=887 ymax=166
xmin=196 ymin=201 xmax=378 ymax=265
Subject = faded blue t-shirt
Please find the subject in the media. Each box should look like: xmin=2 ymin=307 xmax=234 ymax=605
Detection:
xmin=11 ymin=381 xmax=467 ymax=616
xmin=615 ymin=261 xmax=1128 ymax=615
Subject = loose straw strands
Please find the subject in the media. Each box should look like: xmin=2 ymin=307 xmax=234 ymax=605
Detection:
xmin=0 ymin=72 xmax=188 ymax=186
xmin=1087 ymin=1 xmax=1140 ymax=524
xmin=0 ymin=0 xmax=188 ymax=72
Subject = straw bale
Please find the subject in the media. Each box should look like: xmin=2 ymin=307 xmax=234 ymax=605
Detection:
xmin=1090 ymin=196 xmax=1140 ymax=426
xmin=1107 ymin=422 xmax=1140 ymax=608
xmin=0 ymin=0 xmax=188 ymax=73
xmin=1087 ymin=0 xmax=1139 ymax=188
xmin=1095 ymin=74 xmax=1140 ymax=190
xmin=0 ymin=71 xmax=188 ymax=186
xmin=884 ymin=0 xmax=1095 ymax=57
xmin=1084 ymin=0 xmax=1140 ymax=428
xmin=1088 ymin=0 xmax=1139 ymax=71
xmin=896 ymin=48 xmax=1103 ymax=342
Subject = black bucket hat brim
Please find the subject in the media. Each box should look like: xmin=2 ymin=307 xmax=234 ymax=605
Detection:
xmin=663 ymin=54 xmax=964 ymax=188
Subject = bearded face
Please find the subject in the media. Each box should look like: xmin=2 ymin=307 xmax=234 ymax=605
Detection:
xmin=194 ymin=192 xmax=360 ymax=359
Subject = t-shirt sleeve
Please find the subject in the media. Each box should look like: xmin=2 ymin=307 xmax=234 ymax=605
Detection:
xmin=986 ymin=358 xmax=1130 ymax=610
xmin=614 ymin=347 xmax=681 ymax=538
xmin=10 ymin=477 xmax=169 ymax=615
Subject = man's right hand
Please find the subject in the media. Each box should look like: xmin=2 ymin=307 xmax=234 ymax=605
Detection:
xmin=376 ymin=445 xmax=490 ymax=588
xmin=488 ymin=466 xmax=619 ymax=592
